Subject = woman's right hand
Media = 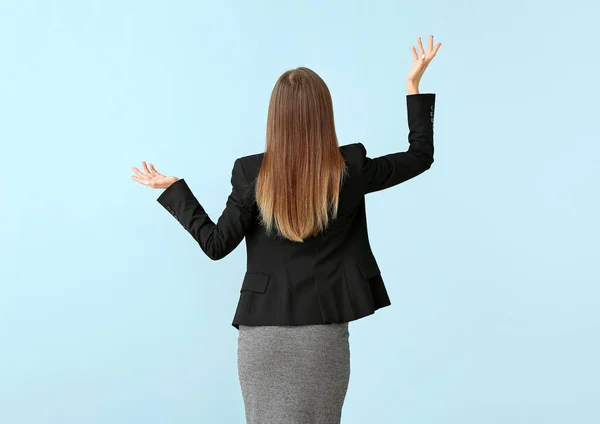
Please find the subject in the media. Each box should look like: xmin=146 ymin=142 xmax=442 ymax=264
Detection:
xmin=406 ymin=35 xmax=442 ymax=94
xmin=131 ymin=161 xmax=179 ymax=189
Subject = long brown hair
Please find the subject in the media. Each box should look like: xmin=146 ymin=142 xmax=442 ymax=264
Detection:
xmin=256 ymin=67 xmax=346 ymax=242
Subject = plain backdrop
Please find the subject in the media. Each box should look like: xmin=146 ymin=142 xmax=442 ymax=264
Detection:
xmin=1 ymin=0 xmax=599 ymax=423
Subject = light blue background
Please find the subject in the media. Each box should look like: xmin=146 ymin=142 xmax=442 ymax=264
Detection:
xmin=1 ymin=0 xmax=598 ymax=423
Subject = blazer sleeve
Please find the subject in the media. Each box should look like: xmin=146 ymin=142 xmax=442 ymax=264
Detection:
xmin=360 ymin=93 xmax=436 ymax=194
xmin=156 ymin=158 xmax=255 ymax=261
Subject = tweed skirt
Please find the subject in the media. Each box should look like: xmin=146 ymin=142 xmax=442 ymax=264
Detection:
xmin=237 ymin=322 xmax=350 ymax=424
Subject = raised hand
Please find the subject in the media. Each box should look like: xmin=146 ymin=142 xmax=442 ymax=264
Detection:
xmin=131 ymin=161 xmax=179 ymax=189
xmin=406 ymin=35 xmax=442 ymax=94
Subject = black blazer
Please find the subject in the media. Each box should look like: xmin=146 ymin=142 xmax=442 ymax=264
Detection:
xmin=157 ymin=93 xmax=436 ymax=329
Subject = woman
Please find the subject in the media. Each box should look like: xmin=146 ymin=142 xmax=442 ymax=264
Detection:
xmin=131 ymin=35 xmax=441 ymax=424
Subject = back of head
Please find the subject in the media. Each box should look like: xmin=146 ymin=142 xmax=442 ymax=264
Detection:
xmin=256 ymin=67 xmax=346 ymax=242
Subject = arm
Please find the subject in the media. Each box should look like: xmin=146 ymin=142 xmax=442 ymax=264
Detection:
xmin=361 ymin=93 xmax=435 ymax=194
xmin=156 ymin=158 xmax=255 ymax=260
xmin=361 ymin=34 xmax=441 ymax=194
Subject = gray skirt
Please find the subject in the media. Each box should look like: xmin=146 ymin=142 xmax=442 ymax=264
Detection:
xmin=237 ymin=323 xmax=350 ymax=424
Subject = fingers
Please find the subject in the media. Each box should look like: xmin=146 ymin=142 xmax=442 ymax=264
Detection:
xmin=142 ymin=161 xmax=152 ymax=175
xmin=417 ymin=37 xmax=425 ymax=57
xmin=148 ymin=162 xmax=162 ymax=176
xmin=413 ymin=36 xmax=442 ymax=61
xmin=131 ymin=161 xmax=166 ymax=188
xmin=132 ymin=167 xmax=148 ymax=179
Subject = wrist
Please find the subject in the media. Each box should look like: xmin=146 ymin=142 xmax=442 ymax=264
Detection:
xmin=166 ymin=177 xmax=180 ymax=189
xmin=406 ymin=81 xmax=419 ymax=95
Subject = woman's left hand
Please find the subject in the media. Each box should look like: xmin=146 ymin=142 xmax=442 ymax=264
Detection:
xmin=131 ymin=161 xmax=179 ymax=189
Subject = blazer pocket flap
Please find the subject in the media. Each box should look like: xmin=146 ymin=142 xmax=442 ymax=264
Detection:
xmin=240 ymin=273 xmax=270 ymax=293
xmin=358 ymin=257 xmax=381 ymax=279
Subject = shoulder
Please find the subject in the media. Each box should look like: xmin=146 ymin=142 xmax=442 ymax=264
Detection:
xmin=340 ymin=143 xmax=367 ymax=170
xmin=340 ymin=142 xmax=366 ymax=157
xmin=232 ymin=152 xmax=265 ymax=183
xmin=233 ymin=145 xmax=367 ymax=179
xmin=238 ymin=152 xmax=265 ymax=167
